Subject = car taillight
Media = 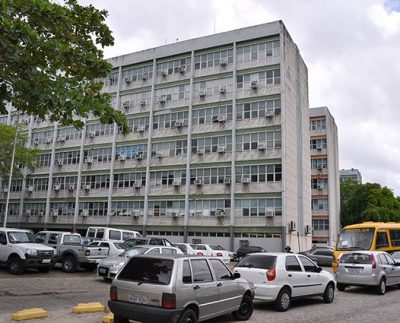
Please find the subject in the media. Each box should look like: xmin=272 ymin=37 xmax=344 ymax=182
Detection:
xmin=266 ymin=268 xmax=276 ymax=281
xmin=85 ymin=249 xmax=90 ymax=256
xmin=370 ymin=254 xmax=377 ymax=269
xmin=162 ymin=293 xmax=176 ymax=309
xmin=197 ymin=252 xmax=204 ymax=256
xmin=110 ymin=286 xmax=118 ymax=301
xmin=216 ymin=252 xmax=223 ymax=257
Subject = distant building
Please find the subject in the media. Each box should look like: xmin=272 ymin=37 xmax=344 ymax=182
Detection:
xmin=340 ymin=169 xmax=362 ymax=184
xmin=309 ymin=107 xmax=340 ymax=246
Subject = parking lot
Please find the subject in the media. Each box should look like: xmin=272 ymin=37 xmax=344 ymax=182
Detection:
xmin=1 ymin=265 xmax=400 ymax=323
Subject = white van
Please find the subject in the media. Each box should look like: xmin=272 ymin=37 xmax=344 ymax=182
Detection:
xmin=86 ymin=227 xmax=141 ymax=243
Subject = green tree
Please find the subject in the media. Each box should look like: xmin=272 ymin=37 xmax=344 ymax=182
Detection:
xmin=0 ymin=123 xmax=38 ymax=178
xmin=0 ymin=0 xmax=128 ymax=133
xmin=340 ymin=180 xmax=400 ymax=226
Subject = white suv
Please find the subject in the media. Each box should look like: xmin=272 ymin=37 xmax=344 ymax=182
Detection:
xmin=234 ymin=252 xmax=335 ymax=311
xmin=0 ymin=228 xmax=56 ymax=274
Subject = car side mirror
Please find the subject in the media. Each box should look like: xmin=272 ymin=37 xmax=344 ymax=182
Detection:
xmin=395 ymin=262 xmax=400 ymax=267
xmin=315 ymin=266 xmax=322 ymax=273
xmin=233 ymin=272 xmax=241 ymax=279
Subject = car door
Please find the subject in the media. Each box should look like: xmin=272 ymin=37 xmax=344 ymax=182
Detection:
xmin=311 ymin=250 xmax=332 ymax=266
xmin=190 ymin=259 xmax=220 ymax=320
xmin=209 ymin=259 xmax=241 ymax=312
xmin=0 ymin=231 xmax=8 ymax=262
xmin=298 ymin=255 xmax=324 ymax=295
xmin=99 ymin=242 xmax=111 ymax=255
xmin=384 ymin=253 xmax=400 ymax=285
xmin=284 ymin=255 xmax=307 ymax=297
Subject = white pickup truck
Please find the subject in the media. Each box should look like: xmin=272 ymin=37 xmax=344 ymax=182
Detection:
xmin=0 ymin=228 xmax=56 ymax=275
xmin=35 ymin=231 xmax=109 ymax=273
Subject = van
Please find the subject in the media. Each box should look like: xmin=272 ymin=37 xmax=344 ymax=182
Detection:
xmin=86 ymin=227 xmax=141 ymax=243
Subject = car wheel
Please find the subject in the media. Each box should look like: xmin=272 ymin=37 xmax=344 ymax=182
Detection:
xmin=376 ymin=277 xmax=386 ymax=295
xmin=177 ymin=308 xmax=198 ymax=323
xmin=114 ymin=315 xmax=129 ymax=323
xmin=323 ymin=283 xmax=335 ymax=303
xmin=7 ymin=256 xmax=24 ymax=275
xmin=337 ymin=283 xmax=346 ymax=291
xmin=38 ymin=266 xmax=52 ymax=273
xmin=62 ymin=256 xmax=77 ymax=273
xmin=232 ymin=294 xmax=254 ymax=320
xmin=274 ymin=287 xmax=291 ymax=312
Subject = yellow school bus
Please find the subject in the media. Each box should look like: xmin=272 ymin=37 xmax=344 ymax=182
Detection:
xmin=332 ymin=221 xmax=400 ymax=272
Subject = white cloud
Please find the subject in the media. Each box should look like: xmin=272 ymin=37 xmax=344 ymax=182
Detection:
xmin=80 ymin=0 xmax=400 ymax=195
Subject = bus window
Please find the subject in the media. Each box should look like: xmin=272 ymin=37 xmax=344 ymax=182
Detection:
xmin=96 ymin=229 xmax=105 ymax=239
xmin=87 ymin=228 xmax=96 ymax=238
xmin=376 ymin=231 xmax=389 ymax=248
xmin=389 ymin=230 xmax=400 ymax=246
xmin=336 ymin=228 xmax=374 ymax=251
xmin=123 ymin=232 xmax=135 ymax=241
xmin=109 ymin=230 xmax=121 ymax=241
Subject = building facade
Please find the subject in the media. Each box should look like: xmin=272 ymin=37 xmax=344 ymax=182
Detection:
xmin=309 ymin=107 xmax=340 ymax=246
xmin=0 ymin=21 xmax=312 ymax=252
xmin=339 ymin=168 xmax=362 ymax=183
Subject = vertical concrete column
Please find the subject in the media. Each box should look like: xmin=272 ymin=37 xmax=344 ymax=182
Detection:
xmin=142 ymin=58 xmax=157 ymax=237
xmin=183 ymin=51 xmax=195 ymax=243
xmin=73 ymin=120 xmax=87 ymax=232
xmin=44 ymin=122 xmax=58 ymax=230
xmin=229 ymin=43 xmax=238 ymax=252
xmin=106 ymin=66 xmax=123 ymax=227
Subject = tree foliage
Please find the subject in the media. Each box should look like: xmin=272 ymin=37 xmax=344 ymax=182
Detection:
xmin=0 ymin=0 xmax=128 ymax=133
xmin=340 ymin=180 xmax=400 ymax=226
xmin=0 ymin=123 xmax=38 ymax=178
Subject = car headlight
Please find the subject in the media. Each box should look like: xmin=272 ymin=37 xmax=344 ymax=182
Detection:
xmin=26 ymin=248 xmax=37 ymax=256
xmin=111 ymin=262 xmax=124 ymax=269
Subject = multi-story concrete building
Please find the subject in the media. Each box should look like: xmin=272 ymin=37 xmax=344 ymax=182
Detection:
xmin=0 ymin=21 xmax=312 ymax=252
xmin=340 ymin=168 xmax=362 ymax=183
xmin=309 ymin=107 xmax=340 ymax=246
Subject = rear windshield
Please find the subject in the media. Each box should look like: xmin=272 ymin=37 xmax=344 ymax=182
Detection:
xmin=210 ymin=245 xmax=225 ymax=250
xmin=118 ymin=258 xmax=173 ymax=285
xmin=191 ymin=244 xmax=206 ymax=250
xmin=63 ymin=235 xmax=81 ymax=244
xmin=340 ymin=253 xmax=371 ymax=264
xmin=175 ymin=244 xmax=187 ymax=253
xmin=236 ymin=255 xmax=276 ymax=269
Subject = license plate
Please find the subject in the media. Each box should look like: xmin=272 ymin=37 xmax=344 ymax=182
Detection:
xmin=42 ymin=259 xmax=51 ymax=264
xmin=348 ymin=267 xmax=361 ymax=273
xmin=99 ymin=268 xmax=106 ymax=274
xmin=129 ymin=294 xmax=148 ymax=304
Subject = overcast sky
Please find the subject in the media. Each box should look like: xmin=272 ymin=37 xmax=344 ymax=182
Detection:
xmin=80 ymin=0 xmax=400 ymax=196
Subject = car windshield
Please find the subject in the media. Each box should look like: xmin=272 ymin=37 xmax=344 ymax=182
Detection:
xmin=191 ymin=244 xmax=206 ymax=250
xmin=336 ymin=228 xmax=374 ymax=251
xmin=236 ymin=255 xmax=276 ymax=269
xmin=120 ymin=247 xmax=148 ymax=257
xmin=174 ymin=244 xmax=187 ymax=253
xmin=115 ymin=242 xmax=127 ymax=250
xmin=210 ymin=245 xmax=225 ymax=250
xmin=7 ymin=231 xmax=35 ymax=244
xmin=340 ymin=253 xmax=372 ymax=264
xmin=391 ymin=251 xmax=400 ymax=259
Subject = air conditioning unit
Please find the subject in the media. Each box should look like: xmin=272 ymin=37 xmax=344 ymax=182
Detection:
xmin=219 ymin=58 xmax=228 ymax=67
xmin=57 ymin=136 xmax=65 ymax=143
xmin=38 ymin=212 xmax=44 ymax=217
xmin=132 ymin=210 xmax=140 ymax=218
xmin=241 ymin=177 xmax=250 ymax=184
xmin=140 ymin=74 xmax=147 ymax=81
xmin=217 ymin=145 xmax=226 ymax=154
xmin=194 ymin=178 xmax=203 ymax=186
xmin=224 ymin=178 xmax=231 ymax=185
xmin=68 ymin=185 xmax=75 ymax=191
xmin=212 ymin=115 xmax=219 ymax=123
xmin=175 ymin=120 xmax=184 ymax=128
xmin=172 ymin=212 xmax=179 ymax=218
xmin=217 ymin=115 xmax=226 ymax=123
xmin=26 ymin=209 xmax=32 ymax=216
xmin=219 ymin=86 xmax=227 ymax=94
xmin=159 ymin=96 xmax=167 ymax=104
xmin=305 ymin=225 xmax=311 ymax=235
xmin=57 ymin=160 xmax=63 ymax=167
xmin=33 ymin=138 xmax=39 ymax=146
xmin=317 ymin=184 xmax=324 ymax=190
xmin=46 ymin=137 xmax=52 ymax=144
xmin=258 ymin=143 xmax=266 ymax=150
xmin=289 ymin=221 xmax=296 ymax=232
xmin=118 ymin=155 xmax=126 ymax=162
xmin=316 ymin=147 xmax=322 ymax=152
xmin=317 ymin=166 xmax=323 ymax=171
xmin=251 ymin=80 xmax=259 ymax=89
xmin=266 ymin=209 xmax=275 ymax=218
xmin=122 ymin=101 xmax=130 ymax=110
xmin=199 ymin=90 xmax=207 ymax=98
xmin=86 ymin=157 xmax=93 ymax=164
xmin=88 ymin=132 xmax=96 ymax=138
xmin=195 ymin=211 xmax=203 ymax=217
xmin=2 ymin=188 xmax=8 ymax=193
xmin=28 ymin=186 xmax=34 ymax=192
xmin=140 ymin=100 xmax=146 ymax=107
xmin=196 ymin=148 xmax=205 ymax=155
xmin=216 ymin=209 xmax=226 ymax=217
xmin=160 ymin=70 xmax=167 ymax=77
xmin=265 ymin=111 xmax=274 ymax=118
xmin=135 ymin=154 xmax=143 ymax=161
xmin=134 ymin=183 xmax=141 ymax=189
xmin=51 ymin=211 xmax=58 ymax=218
xmin=137 ymin=125 xmax=145 ymax=133
xmin=173 ymin=180 xmax=181 ymax=187
xmin=81 ymin=209 xmax=89 ymax=217
xmin=53 ymin=184 xmax=60 ymax=191
xmin=120 ymin=210 xmax=130 ymax=216
xmin=179 ymin=65 xmax=186 ymax=74
xmin=84 ymin=185 xmax=91 ymax=191
xmin=124 ymin=76 xmax=132 ymax=84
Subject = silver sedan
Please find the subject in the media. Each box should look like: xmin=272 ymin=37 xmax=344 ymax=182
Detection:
xmin=336 ymin=250 xmax=400 ymax=295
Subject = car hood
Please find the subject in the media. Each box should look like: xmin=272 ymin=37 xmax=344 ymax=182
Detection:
xmin=18 ymin=243 xmax=55 ymax=251
xmin=99 ymin=255 xmax=125 ymax=267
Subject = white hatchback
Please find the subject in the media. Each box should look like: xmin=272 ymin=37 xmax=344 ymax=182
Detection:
xmin=234 ymin=252 xmax=335 ymax=311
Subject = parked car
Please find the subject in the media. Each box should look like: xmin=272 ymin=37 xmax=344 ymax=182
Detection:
xmin=35 ymin=231 xmax=109 ymax=273
xmin=124 ymin=237 xmax=172 ymax=248
xmin=172 ymin=243 xmax=197 ymax=255
xmin=189 ymin=244 xmax=212 ymax=256
xmin=197 ymin=244 xmax=234 ymax=263
xmin=234 ymin=252 xmax=335 ymax=311
xmin=235 ymin=245 xmax=265 ymax=260
xmin=336 ymin=251 xmax=400 ymax=294
xmin=86 ymin=227 xmax=141 ymax=243
xmin=0 ymin=228 xmax=56 ymax=275
xmin=88 ymin=241 xmax=127 ymax=257
xmin=108 ymin=254 xmax=255 ymax=323
xmin=299 ymin=246 xmax=334 ymax=266
xmin=97 ymin=245 xmax=183 ymax=281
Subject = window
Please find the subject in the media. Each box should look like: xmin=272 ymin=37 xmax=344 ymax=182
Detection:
xmin=384 ymin=253 xmax=396 ymax=265
xmin=340 ymin=253 xmax=371 ymax=264
xmin=35 ymin=233 xmax=46 ymax=244
xmin=236 ymin=255 xmax=276 ymax=269
xmin=63 ymin=235 xmax=81 ymax=244
xmin=299 ymin=256 xmax=318 ymax=272
xmin=314 ymin=250 xmax=332 ymax=257
xmin=109 ymin=230 xmax=121 ymax=241
xmin=147 ymin=248 xmax=161 ymax=254
xmin=182 ymin=260 xmax=192 ymax=284
xmin=162 ymin=248 xmax=177 ymax=254
xmin=191 ymin=259 xmax=213 ymax=282
xmin=376 ymin=232 xmax=389 ymax=248
xmin=210 ymin=259 xmax=232 ymax=280
xmin=285 ymin=256 xmax=302 ymax=272
xmin=48 ymin=234 xmax=60 ymax=245
xmin=378 ymin=254 xmax=388 ymax=265
xmin=96 ymin=229 xmax=105 ymax=239
xmin=389 ymin=230 xmax=400 ymax=246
